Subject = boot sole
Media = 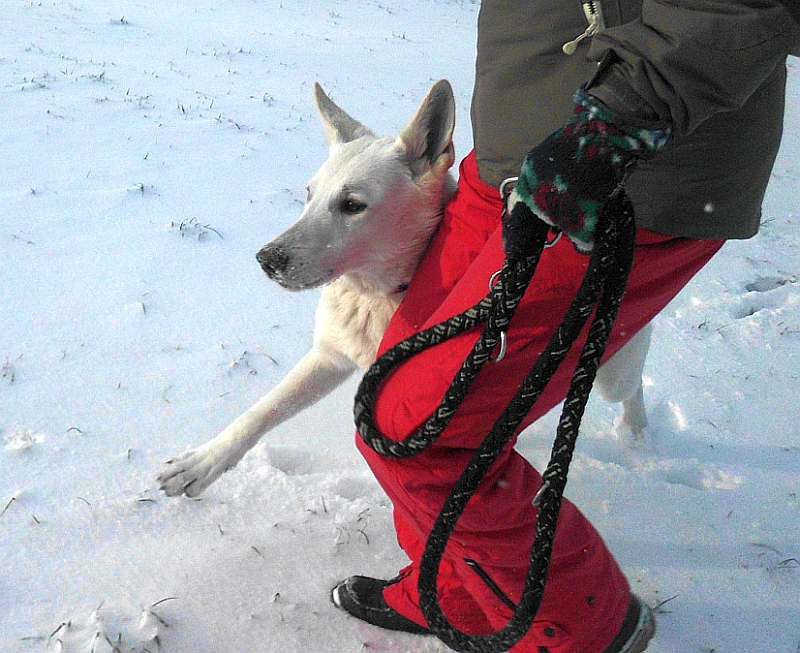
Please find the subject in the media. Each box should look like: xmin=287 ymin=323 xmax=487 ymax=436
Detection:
xmin=618 ymin=601 xmax=656 ymax=653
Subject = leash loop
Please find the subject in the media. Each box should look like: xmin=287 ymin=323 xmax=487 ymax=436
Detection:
xmin=487 ymin=270 xmax=508 ymax=363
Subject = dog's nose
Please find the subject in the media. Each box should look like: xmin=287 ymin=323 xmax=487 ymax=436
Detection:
xmin=256 ymin=245 xmax=290 ymax=277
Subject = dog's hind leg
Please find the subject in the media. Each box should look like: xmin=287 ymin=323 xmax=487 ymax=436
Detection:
xmin=158 ymin=348 xmax=355 ymax=497
xmin=595 ymin=323 xmax=652 ymax=443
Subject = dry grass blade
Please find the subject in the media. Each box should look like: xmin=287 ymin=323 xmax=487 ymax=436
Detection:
xmin=151 ymin=596 xmax=179 ymax=608
xmin=653 ymin=594 xmax=679 ymax=614
xmin=1 ymin=496 xmax=16 ymax=518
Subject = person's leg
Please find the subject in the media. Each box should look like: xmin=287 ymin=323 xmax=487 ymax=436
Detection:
xmin=355 ymin=152 xmax=723 ymax=651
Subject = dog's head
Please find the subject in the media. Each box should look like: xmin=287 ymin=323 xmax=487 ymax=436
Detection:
xmin=257 ymin=80 xmax=456 ymax=291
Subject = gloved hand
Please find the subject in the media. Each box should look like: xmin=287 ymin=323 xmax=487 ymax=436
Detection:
xmin=504 ymin=87 xmax=671 ymax=256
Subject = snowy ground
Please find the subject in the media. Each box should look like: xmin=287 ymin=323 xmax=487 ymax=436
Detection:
xmin=1 ymin=1 xmax=799 ymax=652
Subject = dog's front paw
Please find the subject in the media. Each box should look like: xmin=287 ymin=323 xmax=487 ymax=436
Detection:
xmin=157 ymin=443 xmax=238 ymax=498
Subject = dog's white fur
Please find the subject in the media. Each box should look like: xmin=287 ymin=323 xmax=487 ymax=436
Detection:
xmin=158 ymin=80 xmax=650 ymax=498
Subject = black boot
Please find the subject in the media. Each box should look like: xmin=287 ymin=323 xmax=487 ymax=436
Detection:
xmin=331 ymin=575 xmax=430 ymax=635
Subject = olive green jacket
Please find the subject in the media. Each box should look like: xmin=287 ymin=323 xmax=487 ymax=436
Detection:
xmin=471 ymin=1 xmax=800 ymax=239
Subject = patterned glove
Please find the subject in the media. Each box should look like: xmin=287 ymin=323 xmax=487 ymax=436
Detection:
xmin=504 ymin=87 xmax=671 ymax=255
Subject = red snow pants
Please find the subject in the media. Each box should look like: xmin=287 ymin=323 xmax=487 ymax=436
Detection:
xmin=356 ymin=152 xmax=724 ymax=652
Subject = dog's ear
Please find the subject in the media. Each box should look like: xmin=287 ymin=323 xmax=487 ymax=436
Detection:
xmin=397 ymin=80 xmax=455 ymax=178
xmin=314 ymin=82 xmax=374 ymax=146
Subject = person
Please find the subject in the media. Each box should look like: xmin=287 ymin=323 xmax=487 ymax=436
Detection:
xmin=331 ymin=2 xmax=800 ymax=651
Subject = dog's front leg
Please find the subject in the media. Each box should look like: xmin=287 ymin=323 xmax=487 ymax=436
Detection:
xmin=158 ymin=348 xmax=355 ymax=497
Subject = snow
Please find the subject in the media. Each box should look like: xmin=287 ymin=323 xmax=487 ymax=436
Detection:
xmin=1 ymin=1 xmax=798 ymax=651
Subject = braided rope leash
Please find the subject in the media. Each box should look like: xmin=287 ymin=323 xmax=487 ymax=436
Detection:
xmin=354 ymin=188 xmax=637 ymax=653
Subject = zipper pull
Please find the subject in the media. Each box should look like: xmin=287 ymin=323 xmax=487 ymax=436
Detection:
xmin=562 ymin=27 xmax=596 ymax=55
xmin=562 ymin=1 xmax=605 ymax=55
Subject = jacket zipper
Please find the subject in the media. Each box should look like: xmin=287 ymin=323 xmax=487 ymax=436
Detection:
xmin=562 ymin=1 xmax=606 ymax=55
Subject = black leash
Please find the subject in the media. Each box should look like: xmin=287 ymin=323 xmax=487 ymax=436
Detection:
xmin=354 ymin=189 xmax=637 ymax=652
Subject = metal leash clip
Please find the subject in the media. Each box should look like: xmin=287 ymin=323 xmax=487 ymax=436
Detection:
xmin=500 ymin=176 xmax=563 ymax=249
xmin=489 ymin=177 xmax=521 ymax=363
xmin=487 ymin=269 xmax=508 ymax=363
xmin=544 ymin=230 xmax=563 ymax=249
xmin=499 ymin=175 xmax=519 ymax=201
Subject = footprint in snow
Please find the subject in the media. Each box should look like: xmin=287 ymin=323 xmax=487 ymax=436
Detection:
xmin=731 ymin=276 xmax=797 ymax=319
xmin=744 ymin=275 xmax=795 ymax=293
xmin=261 ymin=448 xmax=378 ymax=500
xmin=634 ymin=457 xmax=744 ymax=492
xmin=332 ymin=474 xmax=379 ymax=501
xmin=262 ymin=445 xmax=323 ymax=476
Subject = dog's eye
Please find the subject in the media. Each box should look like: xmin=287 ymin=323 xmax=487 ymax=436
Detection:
xmin=340 ymin=198 xmax=367 ymax=214
xmin=305 ymin=186 xmax=312 ymax=202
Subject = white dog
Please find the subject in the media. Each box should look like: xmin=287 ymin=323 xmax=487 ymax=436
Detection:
xmin=158 ymin=80 xmax=650 ymax=498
